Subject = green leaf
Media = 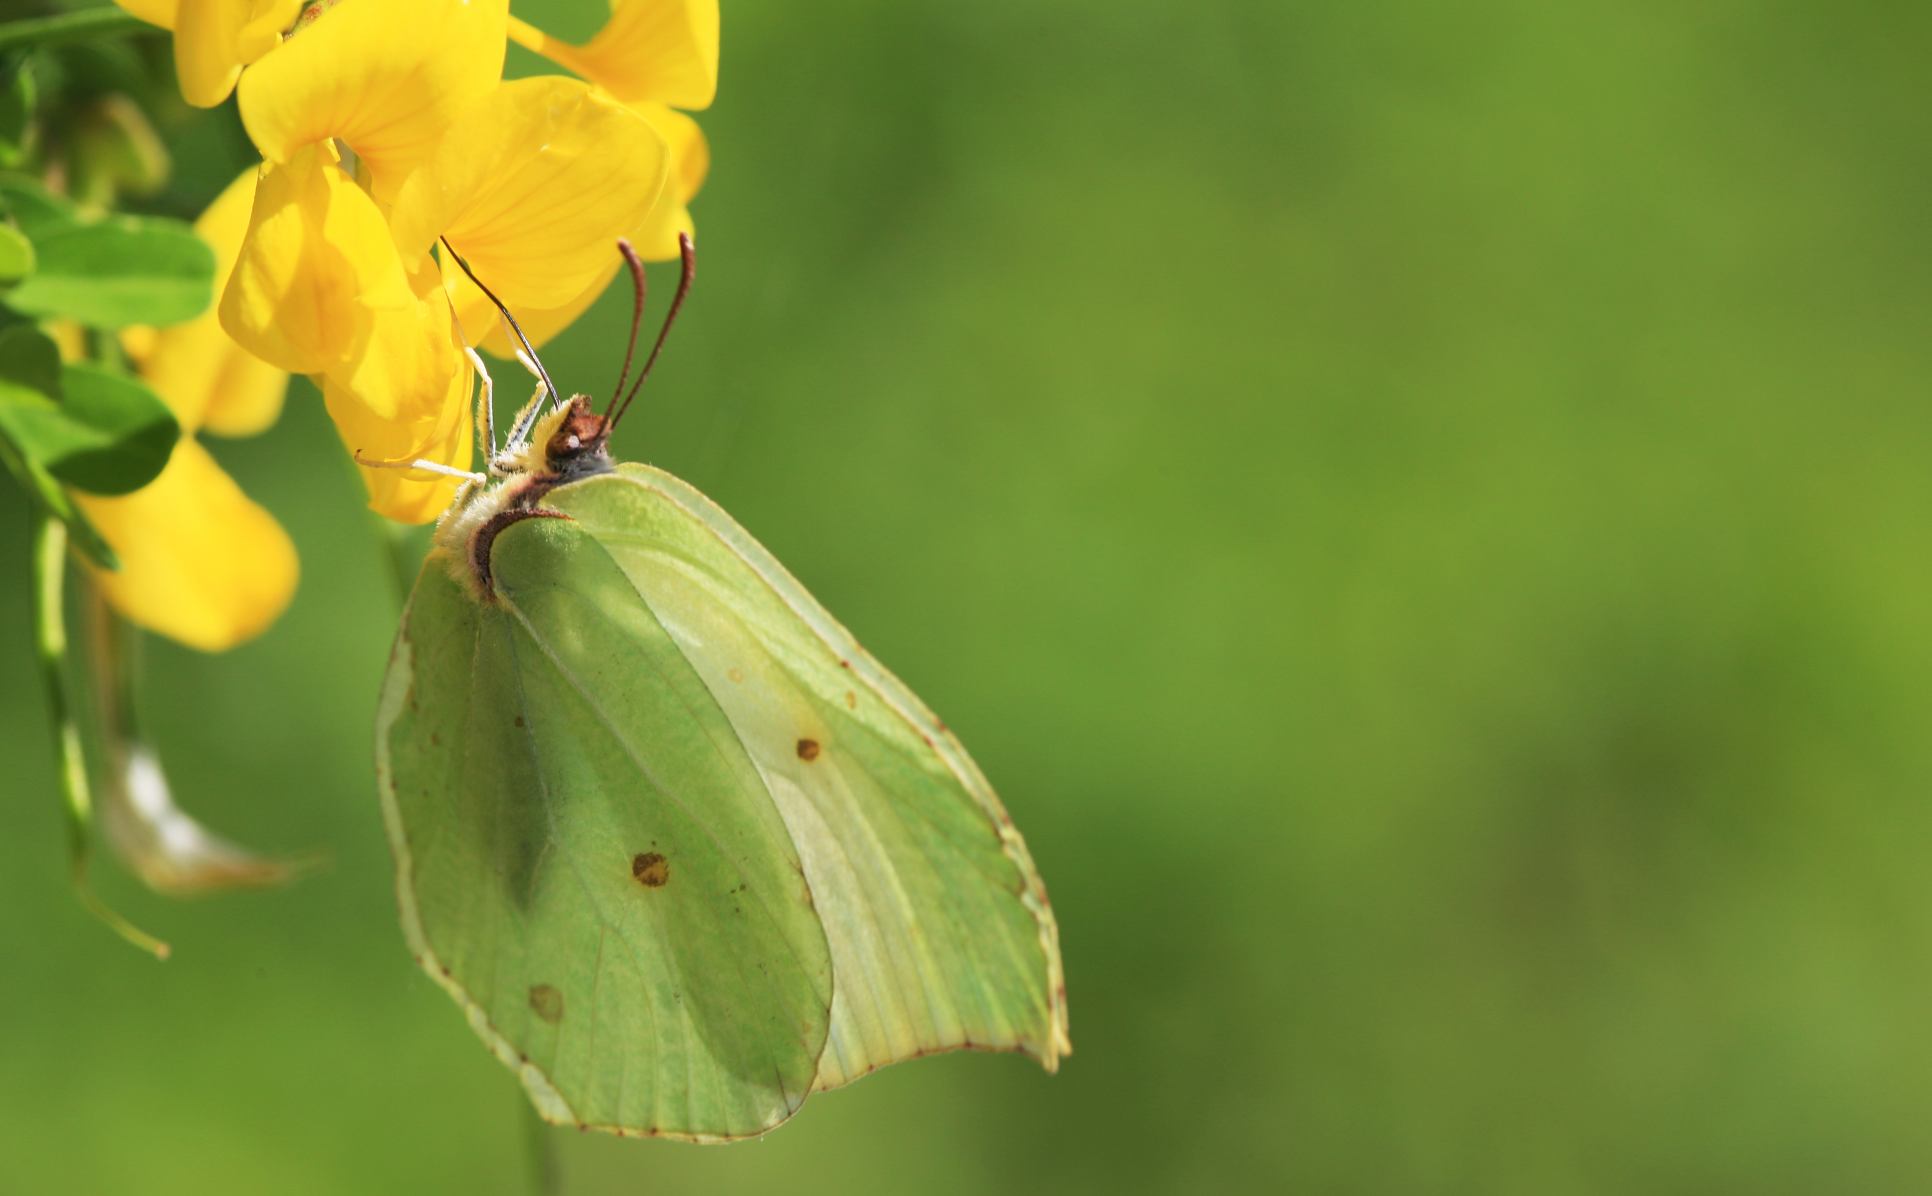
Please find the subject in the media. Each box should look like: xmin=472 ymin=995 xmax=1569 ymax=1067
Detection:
xmin=0 ymin=326 xmax=179 ymax=495
xmin=0 ymin=223 xmax=33 ymax=286
xmin=0 ymin=321 xmax=61 ymax=400
xmin=42 ymin=363 xmax=178 ymax=494
xmin=0 ymin=432 xmax=114 ymax=568
xmin=5 ymin=215 xmax=214 ymax=328
xmin=377 ymin=459 xmax=1066 ymax=1140
xmin=0 ymin=58 xmax=34 ymax=169
xmin=0 ymin=172 xmax=77 ymax=240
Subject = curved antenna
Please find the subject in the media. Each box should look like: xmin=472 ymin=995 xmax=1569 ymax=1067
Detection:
xmin=604 ymin=240 xmax=649 ymax=423
xmin=609 ymin=232 xmax=696 ymax=431
xmin=438 ymin=237 xmax=560 ymax=446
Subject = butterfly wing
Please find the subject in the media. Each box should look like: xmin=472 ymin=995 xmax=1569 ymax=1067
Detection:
xmin=549 ymin=464 xmax=1069 ymax=1089
xmin=377 ymin=521 xmax=834 ymax=1141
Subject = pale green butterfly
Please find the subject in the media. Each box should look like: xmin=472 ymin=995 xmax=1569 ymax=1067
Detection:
xmin=372 ymin=236 xmax=1068 ymax=1142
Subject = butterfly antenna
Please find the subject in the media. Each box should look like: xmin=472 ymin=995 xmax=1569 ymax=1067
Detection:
xmin=609 ymin=232 xmax=696 ymax=431
xmin=603 ymin=240 xmax=649 ymax=423
xmin=439 ymin=236 xmax=559 ymax=415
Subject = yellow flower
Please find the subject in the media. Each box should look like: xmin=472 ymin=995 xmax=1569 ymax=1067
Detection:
xmin=119 ymin=0 xmax=717 ymax=521
xmin=77 ymin=441 xmax=297 ymax=652
xmin=345 ymin=78 xmax=664 ymax=520
xmin=217 ymin=0 xmax=670 ymax=523
xmin=237 ymin=0 xmax=509 ymax=200
xmin=323 ymin=256 xmax=477 ymax=524
xmin=112 ymin=0 xmax=305 ymax=109
xmin=440 ymin=99 xmax=706 ymax=358
xmin=128 ymin=166 xmax=289 ymax=435
xmin=167 ymin=0 xmax=699 ymax=528
xmin=218 ymin=147 xmax=472 ymax=522
xmin=388 ymin=77 xmax=671 ymax=315
xmin=438 ymin=252 xmax=610 ymax=360
xmin=509 ymin=0 xmax=718 ymax=110
xmin=325 ymin=357 xmax=475 ymax=526
xmin=77 ymin=169 xmax=298 ymax=652
xmin=444 ymin=99 xmax=710 ymax=355
xmin=628 ymin=103 xmax=709 ymax=259
xmin=508 ymin=0 xmax=716 ymax=262
xmin=219 ymin=143 xmax=415 ymax=377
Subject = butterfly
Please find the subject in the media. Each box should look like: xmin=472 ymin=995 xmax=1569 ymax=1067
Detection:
xmin=372 ymin=236 xmax=1069 ymax=1141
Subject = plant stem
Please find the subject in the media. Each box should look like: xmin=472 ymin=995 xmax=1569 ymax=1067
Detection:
xmin=0 ymin=7 xmax=147 ymax=55
xmin=31 ymin=511 xmax=169 ymax=960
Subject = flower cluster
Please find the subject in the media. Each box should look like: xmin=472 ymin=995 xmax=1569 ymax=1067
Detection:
xmin=103 ymin=0 xmax=717 ymax=648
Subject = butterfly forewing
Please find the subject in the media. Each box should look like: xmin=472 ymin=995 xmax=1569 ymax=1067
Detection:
xmin=551 ymin=464 xmax=1070 ymax=1088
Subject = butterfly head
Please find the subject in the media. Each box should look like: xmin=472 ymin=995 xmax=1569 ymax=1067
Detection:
xmin=538 ymin=396 xmax=614 ymax=479
xmin=452 ymin=234 xmax=695 ymax=488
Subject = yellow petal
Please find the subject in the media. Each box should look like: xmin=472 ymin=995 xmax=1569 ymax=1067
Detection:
xmin=194 ymin=170 xmax=290 ymax=437
xmin=237 ymin=0 xmax=508 ymax=199
xmin=437 ymin=101 xmax=698 ymax=350
xmin=424 ymin=96 xmax=699 ymax=354
xmin=323 ymin=343 xmax=474 ymax=525
xmin=582 ymin=0 xmax=719 ymax=109
xmin=113 ymin=0 xmax=179 ymax=29
xmin=639 ymin=103 xmax=709 ymax=203
xmin=219 ymin=147 xmax=414 ymax=376
xmin=510 ymin=0 xmax=718 ymax=110
xmin=78 ymin=439 xmax=298 ymax=652
xmin=129 ymin=168 xmax=289 ymax=436
xmin=629 ymin=103 xmax=706 ymax=260
xmin=320 ymin=258 xmax=475 ymax=523
xmin=320 ymin=263 xmax=464 ymax=425
xmin=630 ymin=198 xmax=695 ymax=264
xmin=173 ymin=0 xmax=303 ymax=109
xmin=197 ymin=337 xmax=289 ymax=438
xmin=442 ymin=248 xmax=619 ymax=358
xmin=390 ymin=76 xmax=667 ymax=312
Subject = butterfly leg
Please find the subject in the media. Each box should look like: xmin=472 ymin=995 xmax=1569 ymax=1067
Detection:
xmin=512 ymin=344 xmax=553 ymax=408
xmin=466 ymin=345 xmax=497 ymax=463
xmin=352 ymin=450 xmax=487 ymax=484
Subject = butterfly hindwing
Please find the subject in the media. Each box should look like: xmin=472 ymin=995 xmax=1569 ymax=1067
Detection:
xmin=378 ymin=520 xmax=834 ymax=1141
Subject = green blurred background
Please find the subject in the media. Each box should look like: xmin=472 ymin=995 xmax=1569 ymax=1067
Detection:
xmin=7 ymin=0 xmax=1932 ymax=1191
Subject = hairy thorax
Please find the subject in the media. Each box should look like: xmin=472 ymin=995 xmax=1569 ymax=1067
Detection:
xmin=435 ymin=395 xmax=614 ymax=599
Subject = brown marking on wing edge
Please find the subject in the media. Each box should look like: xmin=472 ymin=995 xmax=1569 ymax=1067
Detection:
xmin=796 ymin=738 xmax=821 ymax=762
